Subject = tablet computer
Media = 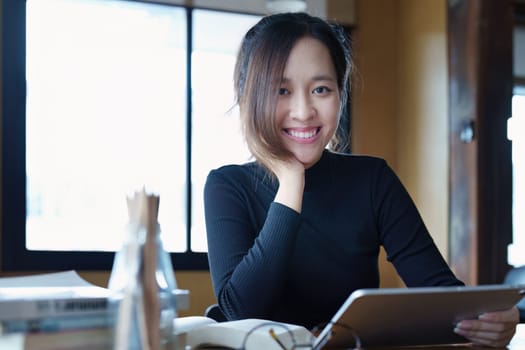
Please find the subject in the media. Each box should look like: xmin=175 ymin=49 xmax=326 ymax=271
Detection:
xmin=313 ymin=284 xmax=525 ymax=349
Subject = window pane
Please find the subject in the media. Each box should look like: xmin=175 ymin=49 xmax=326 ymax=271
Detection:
xmin=26 ymin=0 xmax=187 ymax=252
xmin=508 ymin=94 xmax=525 ymax=266
xmin=191 ymin=10 xmax=260 ymax=252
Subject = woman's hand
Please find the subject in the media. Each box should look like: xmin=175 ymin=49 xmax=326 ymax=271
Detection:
xmin=454 ymin=306 xmax=519 ymax=347
xmin=269 ymin=156 xmax=305 ymax=213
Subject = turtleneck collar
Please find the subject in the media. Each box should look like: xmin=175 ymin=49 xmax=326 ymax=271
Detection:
xmin=304 ymin=150 xmax=332 ymax=193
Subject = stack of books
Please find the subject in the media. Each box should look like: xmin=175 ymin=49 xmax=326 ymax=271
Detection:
xmin=0 ymin=270 xmax=189 ymax=350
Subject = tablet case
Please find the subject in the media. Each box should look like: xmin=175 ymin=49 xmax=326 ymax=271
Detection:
xmin=314 ymin=284 xmax=525 ymax=349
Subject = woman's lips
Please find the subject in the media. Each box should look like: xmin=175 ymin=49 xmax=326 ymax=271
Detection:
xmin=283 ymin=127 xmax=321 ymax=143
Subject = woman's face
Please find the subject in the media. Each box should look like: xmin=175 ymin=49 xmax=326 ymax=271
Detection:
xmin=275 ymin=36 xmax=341 ymax=169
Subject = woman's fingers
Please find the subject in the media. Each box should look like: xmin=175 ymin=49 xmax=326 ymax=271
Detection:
xmin=454 ymin=306 xmax=519 ymax=347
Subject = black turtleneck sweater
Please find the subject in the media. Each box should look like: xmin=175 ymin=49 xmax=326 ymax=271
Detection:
xmin=203 ymin=150 xmax=463 ymax=329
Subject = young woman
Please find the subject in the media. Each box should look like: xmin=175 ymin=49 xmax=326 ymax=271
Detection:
xmin=203 ymin=12 xmax=519 ymax=347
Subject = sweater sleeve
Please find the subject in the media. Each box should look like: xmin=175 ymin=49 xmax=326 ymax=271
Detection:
xmin=372 ymin=161 xmax=464 ymax=287
xmin=203 ymin=168 xmax=302 ymax=320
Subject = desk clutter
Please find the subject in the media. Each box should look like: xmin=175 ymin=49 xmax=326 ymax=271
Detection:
xmin=0 ymin=189 xmax=187 ymax=350
xmin=0 ymin=189 xmax=524 ymax=349
xmin=2 ymin=281 xmax=524 ymax=350
xmin=0 ymin=315 xmax=314 ymax=350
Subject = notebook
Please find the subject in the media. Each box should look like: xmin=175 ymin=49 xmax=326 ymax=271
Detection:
xmin=313 ymin=284 xmax=525 ymax=349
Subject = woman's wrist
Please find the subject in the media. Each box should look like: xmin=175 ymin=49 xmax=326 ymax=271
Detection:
xmin=274 ymin=173 xmax=304 ymax=213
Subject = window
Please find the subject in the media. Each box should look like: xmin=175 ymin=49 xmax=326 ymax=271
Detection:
xmin=2 ymin=0 xmax=260 ymax=270
xmin=508 ymin=23 xmax=525 ymax=267
xmin=508 ymin=93 xmax=525 ymax=267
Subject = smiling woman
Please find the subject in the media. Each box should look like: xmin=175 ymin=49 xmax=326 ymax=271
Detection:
xmin=202 ymin=12 xmax=519 ymax=347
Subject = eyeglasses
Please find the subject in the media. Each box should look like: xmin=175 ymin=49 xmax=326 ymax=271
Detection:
xmin=240 ymin=321 xmax=362 ymax=350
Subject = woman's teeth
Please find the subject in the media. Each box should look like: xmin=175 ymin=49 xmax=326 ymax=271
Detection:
xmin=286 ymin=128 xmax=318 ymax=139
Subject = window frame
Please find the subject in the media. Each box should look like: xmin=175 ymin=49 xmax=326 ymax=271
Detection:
xmin=1 ymin=0 xmax=352 ymax=272
xmin=1 ymin=1 xmax=214 ymax=271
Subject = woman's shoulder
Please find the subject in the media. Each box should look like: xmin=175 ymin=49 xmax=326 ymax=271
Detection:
xmin=208 ymin=161 xmax=257 ymax=175
xmin=206 ymin=161 xmax=264 ymax=185
xmin=326 ymin=151 xmax=389 ymax=170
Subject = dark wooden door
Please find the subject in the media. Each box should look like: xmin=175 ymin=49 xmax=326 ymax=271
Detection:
xmin=448 ymin=0 xmax=513 ymax=285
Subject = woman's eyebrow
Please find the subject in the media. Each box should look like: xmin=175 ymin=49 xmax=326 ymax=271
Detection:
xmin=279 ymin=75 xmax=336 ymax=83
xmin=311 ymin=74 xmax=336 ymax=82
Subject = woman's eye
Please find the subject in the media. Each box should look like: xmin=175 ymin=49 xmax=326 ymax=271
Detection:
xmin=278 ymin=88 xmax=289 ymax=95
xmin=313 ymin=86 xmax=331 ymax=94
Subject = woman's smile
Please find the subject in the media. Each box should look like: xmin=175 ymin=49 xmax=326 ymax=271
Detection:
xmin=283 ymin=127 xmax=322 ymax=143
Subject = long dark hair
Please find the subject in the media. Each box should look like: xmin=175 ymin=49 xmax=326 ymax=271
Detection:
xmin=234 ymin=12 xmax=352 ymax=166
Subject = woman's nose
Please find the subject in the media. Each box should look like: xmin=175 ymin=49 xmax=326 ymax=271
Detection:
xmin=289 ymin=92 xmax=314 ymax=121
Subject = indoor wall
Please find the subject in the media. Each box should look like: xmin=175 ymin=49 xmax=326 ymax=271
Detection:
xmin=352 ymin=0 xmax=449 ymax=288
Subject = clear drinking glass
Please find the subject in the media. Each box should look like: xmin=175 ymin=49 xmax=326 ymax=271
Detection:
xmin=109 ymin=212 xmax=178 ymax=349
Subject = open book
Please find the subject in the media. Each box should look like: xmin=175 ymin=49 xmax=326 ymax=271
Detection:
xmin=175 ymin=316 xmax=315 ymax=350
